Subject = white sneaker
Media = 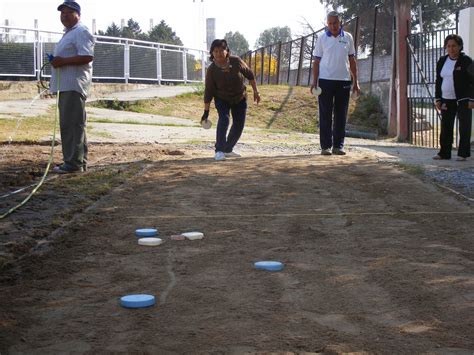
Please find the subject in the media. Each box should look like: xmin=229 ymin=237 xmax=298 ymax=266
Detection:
xmin=224 ymin=152 xmax=241 ymax=158
xmin=214 ymin=151 xmax=226 ymax=161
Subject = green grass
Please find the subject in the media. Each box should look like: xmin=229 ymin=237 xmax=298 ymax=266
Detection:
xmin=0 ymin=110 xmax=58 ymax=142
xmin=90 ymin=85 xmax=322 ymax=134
xmin=2 ymin=84 xmax=377 ymax=142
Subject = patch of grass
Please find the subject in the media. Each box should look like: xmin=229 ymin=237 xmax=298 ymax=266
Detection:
xmin=397 ymin=163 xmax=424 ymax=176
xmin=0 ymin=110 xmax=58 ymax=142
xmin=90 ymin=85 xmax=321 ymax=134
xmin=87 ymin=126 xmax=114 ymax=139
xmin=55 ymin=162 xmax=143 ymax=199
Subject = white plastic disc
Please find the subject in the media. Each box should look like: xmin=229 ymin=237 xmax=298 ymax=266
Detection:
xmin=138 ymin=237 xmax=163 ymax=246
xmin=312 ymin=87 xmax=322 ymax=96
xmin=135 ymin=228 xmax=158 ymax=237
xmin=202 ymin=119 xmax=212 ymax=129
xmin=181 ymin=232 xmax=204 ymax=240
xmin=120 ymin=294 xmax=155 ymax=308
xmin=255 ymin=261 xmax=284 ymax=271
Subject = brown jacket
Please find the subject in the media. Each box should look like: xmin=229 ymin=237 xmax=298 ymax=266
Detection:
xmin=204 ymin=55 xmax=255 ymax=105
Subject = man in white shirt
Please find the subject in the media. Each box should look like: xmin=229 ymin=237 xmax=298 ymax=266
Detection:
xmin=311 ymin=11 xmax=360 ymax=156
xmin=50 ymin=1 xmax=95 ymax=173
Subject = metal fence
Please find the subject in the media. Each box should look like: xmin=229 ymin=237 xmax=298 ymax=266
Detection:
xmin=407 ymin=27 xmax=457 ymax=148
xmin=0 ymin=25 xmax=207 ymax=84
xmin=241 ymin=17 xmax=360 ymax=87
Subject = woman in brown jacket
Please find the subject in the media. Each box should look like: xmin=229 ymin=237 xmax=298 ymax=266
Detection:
xmin=201 ymin=39 xmax=260 ymax=161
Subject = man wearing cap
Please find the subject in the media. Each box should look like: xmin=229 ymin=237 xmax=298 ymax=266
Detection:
xmin=310 ymin=11 xmax=360 ymax=156
xmin=50 ymin=1 xmax=95 ymax=173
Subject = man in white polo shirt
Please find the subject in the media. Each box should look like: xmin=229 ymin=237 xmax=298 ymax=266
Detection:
xmin=50 ymin=0 xmax=94 ymax=173
xmin=311 ymin=11 xmax=360 ymax=155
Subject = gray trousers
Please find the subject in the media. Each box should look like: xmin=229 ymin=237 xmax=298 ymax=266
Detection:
xmin=58 ymin=91 xmax=88 ymax=170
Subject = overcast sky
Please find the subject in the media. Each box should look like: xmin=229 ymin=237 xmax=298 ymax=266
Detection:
xmin=1 ymin=0 xmax=329 ymax=50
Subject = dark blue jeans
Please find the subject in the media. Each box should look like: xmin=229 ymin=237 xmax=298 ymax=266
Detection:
xmin=214 ymin=97 xmax=247 ymax=153
xmin=318 ymin=79 xmax=351 ymax=150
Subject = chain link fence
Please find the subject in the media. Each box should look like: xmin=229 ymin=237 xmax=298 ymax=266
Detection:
xmin=0 ymin=25 xmax=207 ymax=84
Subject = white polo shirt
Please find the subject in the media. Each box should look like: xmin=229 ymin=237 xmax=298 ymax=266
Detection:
xmin=50 ymin=22 xmax=95 ymax=98
xmin=313 ymin=30 xmax=355 ymax=81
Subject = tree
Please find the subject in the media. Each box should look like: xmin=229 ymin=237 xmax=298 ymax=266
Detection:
xmin=97 ymin=22 xmax=122 ymax=37
xmin=121 ymin=18 xmax=148 ymax=41
xmin=148 ymin=20 xmax=183 ymax=46
xmin=319 ymin=0 xmax=472 ymax=55
xmin=255 ymin=26 xmax=292 ymax=48
xmin=224 ymin=31 xmax=249 ymax=56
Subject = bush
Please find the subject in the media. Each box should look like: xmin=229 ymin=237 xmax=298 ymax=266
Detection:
xmin=349 ymin=93 xmax=387 ymax=134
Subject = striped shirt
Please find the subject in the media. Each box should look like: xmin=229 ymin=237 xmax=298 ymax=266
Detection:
xmin=50 ymin=22 xmax=95 ymax=97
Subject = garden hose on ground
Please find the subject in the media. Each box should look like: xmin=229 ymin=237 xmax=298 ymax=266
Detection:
xmin=0 ymin=69 xmax=60 ymax=219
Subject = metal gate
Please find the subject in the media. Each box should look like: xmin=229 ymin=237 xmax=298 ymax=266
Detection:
xmin=407 ymin=27 xmax=457 ymax=148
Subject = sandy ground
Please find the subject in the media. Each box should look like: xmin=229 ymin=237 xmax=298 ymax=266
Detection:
xmin=0 ymin=88 xmax=473 ymax=353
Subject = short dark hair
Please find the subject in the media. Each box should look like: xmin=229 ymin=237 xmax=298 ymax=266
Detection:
xmin=209 ymin=39 xmax=230 ymax=61
xmin=444 ymin=34 xmax=463 ymax=52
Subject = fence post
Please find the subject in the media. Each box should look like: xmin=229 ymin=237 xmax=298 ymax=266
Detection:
xmin=276 ymin=42 xmax=282 ymax=85
xmin=260 ymin=47 xmax=265 ymax=85
xmin=34 ymin=20 xmax=41 ymax=83
xmin=268 ymin=45 xmax=272 ymax=85
xmin=156 ymin=46 xmax=162 ymax=85
xmin=287 ymin=42 xmax=292 ymax=84
xmin=354 ymin=16 xmax=360 ymax=55
xmin=201 ymin=50 xmax=206 ymax=86
xmin=254 ymin=50 xmax=257 ymax=81
xmin=183 ymin=49 xmax=188 ymax=84
xmin=296 ymin=37 xmax=305 ymax=86
xmin=369 ymin=5 xmax=379 ymax=93
xmin=124 ymin=40 xmax=130 ymax=84
xmin=308 ymin=33 xmax=316 ymax=86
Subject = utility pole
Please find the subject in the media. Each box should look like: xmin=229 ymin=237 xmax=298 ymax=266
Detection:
xmin=390 ymin=0 xmax=411 ymax=141
xmin=417 ymin=4 xmax=423 ymax=32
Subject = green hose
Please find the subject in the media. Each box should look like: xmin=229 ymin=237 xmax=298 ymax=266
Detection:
xmin=0 ymin=69 xmax=61 ymax=219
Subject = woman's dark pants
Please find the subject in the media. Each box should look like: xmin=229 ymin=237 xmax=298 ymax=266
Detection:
xmin=214 ymin=97 xmax=247 ymax=153
xmin=438 ymin=99 xmax=472 ymax=159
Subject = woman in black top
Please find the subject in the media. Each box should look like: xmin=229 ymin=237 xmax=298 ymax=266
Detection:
xmin=434 ymin=34 xmax=473 ymax=161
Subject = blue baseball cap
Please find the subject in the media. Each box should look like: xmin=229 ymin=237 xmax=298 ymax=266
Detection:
xmin=57 ymin=1 xmax=81 ymax=15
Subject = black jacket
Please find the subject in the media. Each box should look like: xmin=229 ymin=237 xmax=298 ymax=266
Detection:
xmin=435 ymin=52 xmax=473 ymax=104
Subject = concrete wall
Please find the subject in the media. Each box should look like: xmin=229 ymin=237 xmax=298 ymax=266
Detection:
xmin=458 ymin=7 xmax=474 ymax=142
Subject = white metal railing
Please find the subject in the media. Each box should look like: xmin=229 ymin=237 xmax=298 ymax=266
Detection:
xmin=0 ymin=25 xmax=207 ymax=84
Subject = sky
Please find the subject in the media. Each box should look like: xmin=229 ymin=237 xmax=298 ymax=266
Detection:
xmin=1 ymin=0 xmax=329 ymax=50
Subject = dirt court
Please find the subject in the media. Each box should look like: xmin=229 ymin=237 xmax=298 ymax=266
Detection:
xmin=0 ymin=141 xmax=473 ymax=354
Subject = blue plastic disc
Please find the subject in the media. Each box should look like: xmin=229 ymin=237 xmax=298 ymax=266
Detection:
xmin=254 ymin=261 xmax=284 ymax=271
xmin=120 ymin=294 xmax=155 ymax=308
xmin=135 ymin=228 xmax=158 ymax=237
